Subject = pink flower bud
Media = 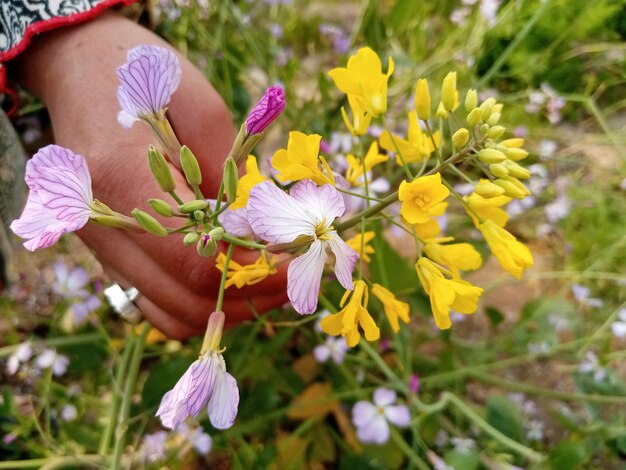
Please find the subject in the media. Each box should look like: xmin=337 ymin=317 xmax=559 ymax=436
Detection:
xmin=245 ymin=86 xmax=286 ymax=134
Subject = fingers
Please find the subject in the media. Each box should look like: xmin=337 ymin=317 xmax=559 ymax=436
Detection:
xmin=101 ymin=265 xmax=200 ymax=339
xmin=79 ymin=223 xmax=289 ymax=334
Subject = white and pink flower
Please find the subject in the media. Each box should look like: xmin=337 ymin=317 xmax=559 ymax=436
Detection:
xmin=352 ymin=388 xmax=410 ymax=444
xmin=116 ymin=45 xmax=182 ymax=128
xmin=246 ymin=180 xmax=358 ymax=314
xmin=11 ymin=145 xmax=99 ymax=251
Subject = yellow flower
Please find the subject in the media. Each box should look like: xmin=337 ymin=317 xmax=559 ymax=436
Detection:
xmin=371 ymin=283 xmax=410 ymax=332
xmin=230 ymin=155 xmax=267 ymax=210
xmin=320 ymin=280 xmax=380 ymax=347
xmin=346 ymin=231 xmax=376 ymax=263
xmin=423 ymin=238 xmax=482 ymax=277
xmin=345 ymin=142 xmax=388 ymax=186
xmin=463 ymin=191 xmax=511 ymax=228
xmin=328 ymin=47 xmax=394 ymax=117
xmin=416 ymin=258 xmax=482 ymax=330
xmin=215 ymin=253 xmax=277 ymax=289
xmin=413 ymin=218 xmax=443 ymax=239
xmin=341 ymin=95 xmax=372 ymax=136
xmin=479 ymin=220 xmax=534 ymax=279
xmin=272 ymin=131 xmax=335 ymax=185
xmin=380 ymin=112 xmax=440 ymax=165
xmin=399 ymin=173 xmax=449 ymax=224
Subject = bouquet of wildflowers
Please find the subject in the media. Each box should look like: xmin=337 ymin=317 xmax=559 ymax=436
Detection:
xmin=11 ymin=43 xmax=539 ymax=461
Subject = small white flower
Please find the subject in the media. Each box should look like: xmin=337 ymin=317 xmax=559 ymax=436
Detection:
xmin=6 ymin=342 xmax=32 ymax=375
xmin=451 ymin=437 xmax=476 ymax=454
xmin=352 ymin=388 xmax=410 ymax=444
xmin=59 ymin=404 xmax=78 ymax=422
xmin=313 ymin=336 xmax=349 ymax=364
xmin=610 ymin=308 xmax=626 ymax=339
xmin=35 ymin=349 xmax=69 ymax=377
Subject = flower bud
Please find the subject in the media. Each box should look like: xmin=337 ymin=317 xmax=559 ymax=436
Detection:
xmin=480 ymin=123 xmax=490 ymax=135
xmin=203 ymin=311 xmax=225 ymax=352
xmin=503 ymin=160 xmax=531 ymax=179
xmin=183 ymin=232 xmax=199 ymax=245
xmin=245 ymin=85 xmax=286 ymax=135
xmin=501 ymin=138 xmax=524 ymax=148
xmin=467 ymin=108 xmax=483 ymax=127
xmin=452 ymin=128 xmax=470 ymax=148
xmin=441 ymin=72 xmax=458 ymax=111
xmin=474 ymin=181 xmax=505 ymax=198
xmin=414 ymin=78 xmax=431 ymax=120
xmin=193 ymin=210 xmax=206 ymax=222
xmin=149 ymin=198 xmax=175 ymax=217
xmin=489 ymin=163 xmax=509 ymax=178
xmin=178 ymin=200 xmax=209 ymax=213
xmin=487 ymin=112 xmax=501 ymax=126
xmin=505 ymin=148 xmax=529 ymax=161
xmin=132 ymin=209 xmax=168 ymax=237
xmin=197 ymin=233 xmax=217 ymax=257
xmin=492 ymin=103 xmax=503 ymax=114
xmin=436 ymin=102 xmax=448 ymax=120
xmin=208 ymin=227 xmax=225 ymax=241
xmin=487 ymin=125 xmax=506 ymax=140
xmin=148 ymin=146 xmax=176 ymax=193
xmin=223 ymin=157 xmax=239 ymax=202
xmin=180 ymin=145 xmax=202 ymax=186
xmin=477 ymin=148 xmax=507 ymax=164
xmin=494 ymin=177 xmax=530 ymax=199
xmin=479 ymin=97 xmax=497 ymax=120
xmin=465 ymin=89 xmax=478 ymax=112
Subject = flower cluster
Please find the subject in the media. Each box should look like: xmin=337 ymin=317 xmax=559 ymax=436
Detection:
xmin=10 ymin=44 xmax=538 ymax=440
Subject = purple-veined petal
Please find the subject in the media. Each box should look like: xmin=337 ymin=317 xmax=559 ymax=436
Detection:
xmin=207 ymin=363 xmax=239 ymax=430
xmin=384 ymin=405 xmax=411 ymax=428
xmin=116 ymin=46 xmax=181 ymax=122
xmin=352 ymin=400 xmax=377 ymax=427
xmin=117 ymin=109 xmax=138 ymax=128
xmin=373 ymin=388 xmax=397 ymax=407
xmin=11 ymin=192 xmax=87 ymax=251
xmin=326 ymin=232 xmax=357 ymax=290
xmin=127 ymin=45 xmax=182 ymax=91
xmin=246 ymin=85 xmax=286 ymax=134
xmin=289 ymin=180 xmax=345 ymax=227
xmin=356 ymin=414 xmax=390 ymax=444
xmin=247 ymin=181 xmax=317 ymax=243
xmin=287 ymin=239 xmax=327 ymax=314
xmin=219 ymin=207 xmax=254 ymax=238
xmin=26 ymin=145 xmax=92 ymax=195
xmin=156 ymin=356 xmax=216 ymax=429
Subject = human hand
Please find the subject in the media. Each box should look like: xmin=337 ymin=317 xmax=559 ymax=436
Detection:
xmin=15 ymin=12 xmax=288 ymax=338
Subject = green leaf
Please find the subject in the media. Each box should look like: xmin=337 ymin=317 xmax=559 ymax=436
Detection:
xmin=443 ymin=449 xmax=480 ymax=470
xmin=485 ymin=395 xmax=524 ymax=443
xmin=485 ymin=306 xmax=504 ymax=328
xmin=548 ymin=441 xmax=589 ymax=470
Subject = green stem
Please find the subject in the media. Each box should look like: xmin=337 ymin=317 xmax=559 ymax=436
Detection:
xmin=221 ymin=233 xmax=266 ymax=250
xmin=111 ymin=324 xmax=150 ymax=470
xmin=99 ymin=335 xmax=135 ymax=455
xmin=216 ymin=243 xmax=236 ymax=312
xmin=444 ymin=392 xmax=544 ymax=463
xmin=0 ymin=456 xmax=105 ymax=469
xmin=390 ymin=427 xmax=430 ymax=470
xmin=469 ymin=370 xmax=626 ymax=404
xmin=212 ymin=182 xmax=226 ymax=223
xmin=477 ymin=0 xmax=549 ymax=87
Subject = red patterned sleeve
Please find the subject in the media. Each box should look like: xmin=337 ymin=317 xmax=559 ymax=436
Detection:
xmin=0 ymin=0 xmax=137 ymax=112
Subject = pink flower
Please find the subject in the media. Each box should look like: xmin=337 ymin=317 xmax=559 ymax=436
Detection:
xmin=156 ymin=352 xmax=239 ymax=430
xmin=245 ymin=86 xmax=286 ymax=135
xmin=352 ymin=388 xmax=410 ymax=444
xmin=157 ymin=312 xmax=239 ymax=430
xmin=116 ymin=45 xmax=182 ymax=128
xmin=246 ymin=180 xmax=358 ymax=314
xmin=313 ymin=336 xmax=349 ymax=364
xmin=11 ymin=145 xmax=97 ymax=251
